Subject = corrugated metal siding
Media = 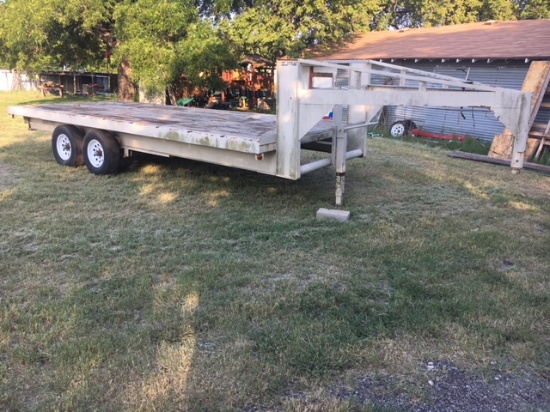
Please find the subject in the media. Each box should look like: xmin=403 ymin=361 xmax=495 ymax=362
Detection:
xmin=534 ymin=91 xmax=550 ymax=126
xmin=385 ymin=60 xmax=531 ymax=142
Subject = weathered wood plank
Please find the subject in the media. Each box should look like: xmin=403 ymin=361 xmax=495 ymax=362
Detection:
xmin=9 ymin=101 xmax=333 ymax=155
xmin=449 ymin=151 xmax=550 ymax=175
xmin=489 ymin=61 xmax=550 ymax=160
xmin=22 ymin=102 xmax=278 ymax=140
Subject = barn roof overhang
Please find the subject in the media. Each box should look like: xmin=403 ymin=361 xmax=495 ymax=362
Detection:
xmin=320 ymin=20 xmax=550 ymax=62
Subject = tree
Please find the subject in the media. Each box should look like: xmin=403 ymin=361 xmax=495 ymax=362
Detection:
xmin=205 ymin=0 xmax=550 ymax=64
xmin=0 ymin=0 xmax=103 ymax=73
xmin=370 ymin=0 xmax=550 ymax=30
xmin=519 ymin=0 xmax=550 ymax=18
xmin=0 ymin=0 xmax=125 ymax=94
xmin=114 ymin=0 xmax=237 ymax=100
xmin=196 ymin=0 xmax=254 ymax=20
xmin=0 ymin=0 xmax=237 ymax=101
xmin=218 ymin=0 xmax=381 ymax=64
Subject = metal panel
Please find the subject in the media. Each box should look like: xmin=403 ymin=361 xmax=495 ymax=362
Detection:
xmin=384 ymin=60 xmax=530 ymax=141
xmin=534 ymin=92 xmax=550 ymax=125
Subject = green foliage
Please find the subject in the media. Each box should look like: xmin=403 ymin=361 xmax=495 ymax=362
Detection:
xmin=421 ymin=0 xmax=486 ymax=26
xmin=0 ymin=0 xmax=103 ymax=72
xmin=197 ymin=0 xmax=254 ymax=19
xmin=0 ymin=0 xmax=236 ymax=95
xmin=175 ymin=22 xmax=239 ymax=90
xmin=2 ymin=0 xmax=550 ymax=94
xmin=520 ymin=0 xmax=550 ymax=18
xmin=477 ymin=0 xmax=518 ymax=21
xmin=210 ymin=0 xmax=550 ymax=62
xmin=112 ymin=0 xmax=196 ymax=93
xmin=221 ymin=0 xmax=380 ymax=61
xmin=112 ymin=0 xmax=237 ymax=94
xmin=370 ymin=0 xmax=550 ymax=30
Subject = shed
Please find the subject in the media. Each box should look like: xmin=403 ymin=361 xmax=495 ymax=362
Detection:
xmin=323 ymin=19 xmax=550 ymax=143
xmin=39 ymin=71 xmax=118 ymax=96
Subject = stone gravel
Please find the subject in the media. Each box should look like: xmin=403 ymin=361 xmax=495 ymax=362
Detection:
xmin=334 ymin=361 xmax=550 ymax=412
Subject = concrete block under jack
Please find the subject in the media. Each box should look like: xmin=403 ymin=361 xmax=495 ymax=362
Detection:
xmin=316 ymin=208 xmax=351 ymax=222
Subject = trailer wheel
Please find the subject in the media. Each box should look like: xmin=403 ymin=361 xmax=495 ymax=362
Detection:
xmin=83 ymin=130 xmax=121 ymax=175
xmin=52 ymin=125 xmax=84 ymax=167
xmin=389 ymin=120 xmax=416 ymax=137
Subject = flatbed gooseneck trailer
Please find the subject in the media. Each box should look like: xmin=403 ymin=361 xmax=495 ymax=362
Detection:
xmin=8 ymin=59 xmax=531 ymax=206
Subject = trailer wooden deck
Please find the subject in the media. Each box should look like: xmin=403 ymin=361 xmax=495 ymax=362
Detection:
xmin=8 ymin=102 xmax=333 ymax=155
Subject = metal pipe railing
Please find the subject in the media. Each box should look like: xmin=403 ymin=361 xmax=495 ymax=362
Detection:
xmin=299 ymin=149 xmax=363 ymax=175
xmin=300 ymin=157 xmax=332 ymax=175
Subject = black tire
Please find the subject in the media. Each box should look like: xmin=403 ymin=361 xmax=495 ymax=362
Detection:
xmin=389 ymin=120 xmax=417 ymax=137
xmin=83 ymin=130 xmax=121 ymax=175
xmin=52 ymin=125 xmax=84 ymax=166
xmin=404 ymin=120 xmax=417 ymax=133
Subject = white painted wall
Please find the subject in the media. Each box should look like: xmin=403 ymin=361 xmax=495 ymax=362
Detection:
xmin=0 ymin=70 xmax=38 ymax=91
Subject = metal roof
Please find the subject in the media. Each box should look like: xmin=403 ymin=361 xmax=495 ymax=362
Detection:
xmin=323 ymin=19 xmax=550 ymax=61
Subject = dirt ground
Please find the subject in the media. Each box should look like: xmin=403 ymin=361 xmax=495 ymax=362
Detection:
xmin=331 ymin=362 xmax=550 ymax=412
xmin=0 ymin=160 xmax=19 ymax=190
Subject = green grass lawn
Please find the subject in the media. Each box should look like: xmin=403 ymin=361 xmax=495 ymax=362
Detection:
xmin=1 ymin=91 xmax=549 ymax=411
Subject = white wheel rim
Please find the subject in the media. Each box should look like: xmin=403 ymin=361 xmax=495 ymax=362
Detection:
xmin=56 ymin=134 xmax=72 ymax=161
xmin=87 ymin=139 xmax=105 ymax=168
xmin=391 ymin=124 xmax=405 ymax=137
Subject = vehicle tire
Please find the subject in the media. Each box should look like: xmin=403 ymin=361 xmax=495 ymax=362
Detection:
xmin=52 ymin=125 xmax=84 ymax=167
xmin=389 ymin=120 xmax=417 ymax=137
xmin=83 ymin=130 xmax=121 ymax=175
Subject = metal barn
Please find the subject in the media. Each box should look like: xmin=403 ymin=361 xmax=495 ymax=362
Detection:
xmin=323 ymin=19 xmax=550 ymax=142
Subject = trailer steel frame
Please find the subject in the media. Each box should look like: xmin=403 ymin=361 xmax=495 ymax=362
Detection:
xmin=9 ymin=59 xmax=531 ymax=206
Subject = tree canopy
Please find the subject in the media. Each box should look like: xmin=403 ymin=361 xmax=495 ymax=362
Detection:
xmin=1 ymin=0 xmax=548 ymax=99
xmin=220 ymin=0 xmax=381 ymax=63
xmin=0 ymin=0 xmax=238 ymax=99
xmin=370 ymin=0 xmax=549 ymax=30
xmin=0 ymin=0 xmax=103 ymax=73
xmin=114 ymin=0 xmax=237 ymax=96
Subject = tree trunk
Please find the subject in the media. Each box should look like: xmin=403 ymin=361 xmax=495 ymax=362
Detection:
xmin=167 ymin=86 xmax=177 ymax=105
xmin=117 ymin=58 xmax=136 ymax=102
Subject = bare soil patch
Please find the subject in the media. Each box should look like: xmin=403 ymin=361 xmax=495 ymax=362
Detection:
xmin=332 ymin=362 xmax=550 ymax=412
xmin=0 ymin=160 xmax=19 ymax=190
